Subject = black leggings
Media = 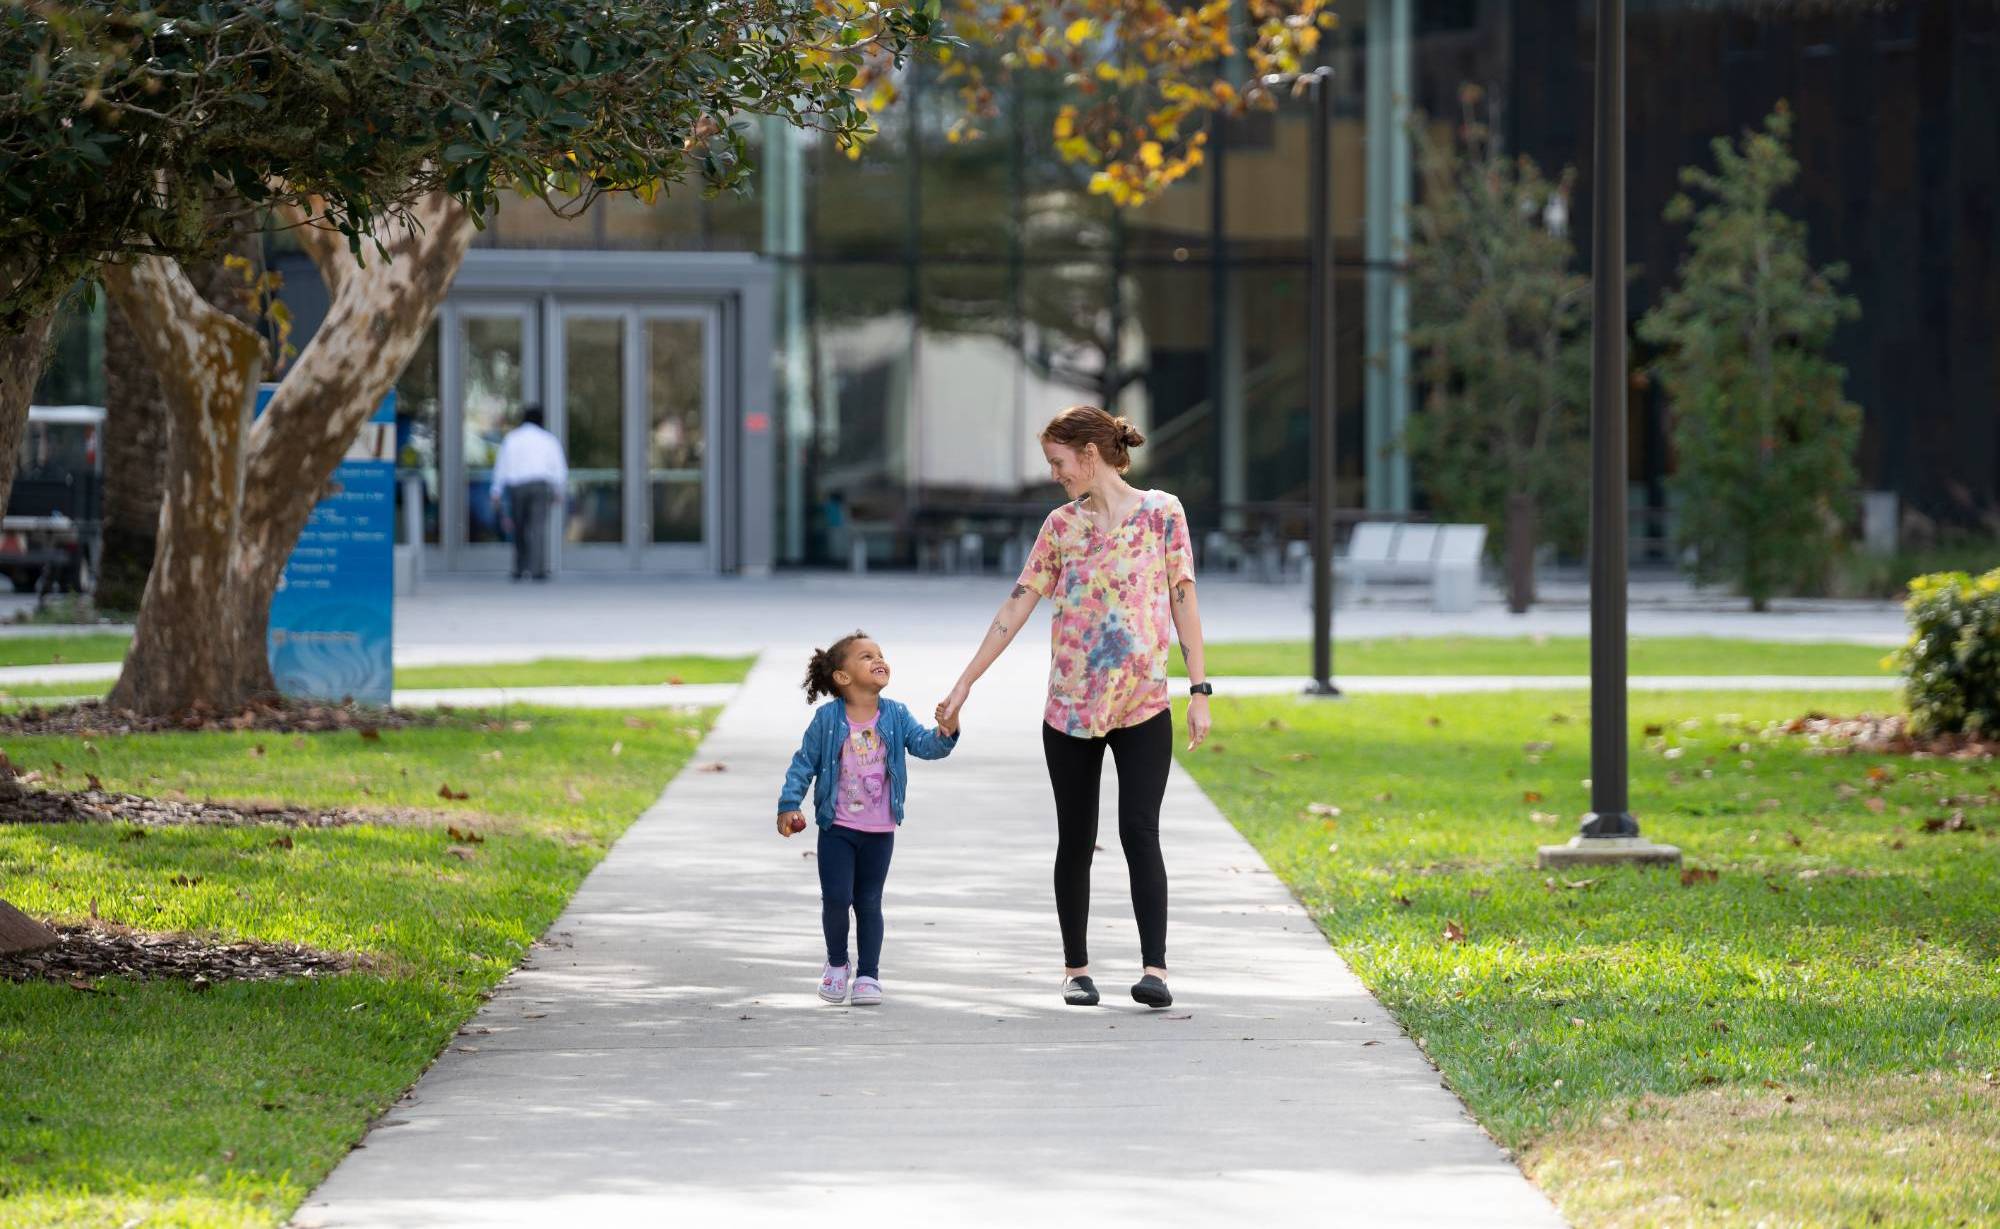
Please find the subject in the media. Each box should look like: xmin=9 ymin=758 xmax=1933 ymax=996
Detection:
xmin=1042 ymin=709 xmax=1171 ymax=971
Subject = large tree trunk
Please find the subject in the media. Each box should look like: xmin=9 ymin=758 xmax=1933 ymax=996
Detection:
xmin=107 ymin=194 xmax=473 ymax=715
xmin=100 ymin=256 xmax=266 ymax=715
xmin=0 ymin=896 xmax=57 ymax=956
xmin=0 ymin=310 xmax=59 ymax=515
xmin=99 ymin=239 xmax=262 ymax=614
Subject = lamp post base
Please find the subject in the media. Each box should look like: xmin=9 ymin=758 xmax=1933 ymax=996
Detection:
xmin=1537 ymin=835 xmax=1682 ymax=869
xmin=1303 ymin=680 xmax=1343 ymax=698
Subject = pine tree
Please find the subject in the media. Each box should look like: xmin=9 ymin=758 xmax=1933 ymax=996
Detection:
xmin=1639 ymin=103 xmax=1861 ymax=611
xmin=1404 ymin=87 xmax=1591 ymax=612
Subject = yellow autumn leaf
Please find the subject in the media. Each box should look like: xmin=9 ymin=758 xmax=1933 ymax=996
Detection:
xmin=1139 ymin=141 xmax=1163 ymax=169
xmin=1053 ymin=106 xmax=1076 ymax=139
xmin=1095 ymin=61 xmax=1121 ymax=82
xmin=1065 ymin=18 xmax=1094 ymax=44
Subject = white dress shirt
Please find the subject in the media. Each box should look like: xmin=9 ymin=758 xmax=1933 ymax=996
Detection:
xmin=489 ymin=423 xmax=569 ymax=500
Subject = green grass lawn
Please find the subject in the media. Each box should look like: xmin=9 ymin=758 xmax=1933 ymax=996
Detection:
xmin=0 ymin=633 xmax=131 ymax=669
xmin=1178 ymin=688 xmax=1999 ymax=1227
xmin=1174 ymin=635 xmax=1895 ymax=678
xmin=0 ymin=705 xmax=716 ymax=1228
xmin=0 ymin=654 xmax=756 ymax=704
xmin=391 ymin=654 xmax=752 ymax=690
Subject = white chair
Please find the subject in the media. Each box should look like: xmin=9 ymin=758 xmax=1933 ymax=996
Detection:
xmin=1431 ymin=523 xmax=1487 ymax=612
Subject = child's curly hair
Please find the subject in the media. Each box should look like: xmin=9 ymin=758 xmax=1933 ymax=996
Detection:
xmin=804 ymin=630 xmax=871 ymax=704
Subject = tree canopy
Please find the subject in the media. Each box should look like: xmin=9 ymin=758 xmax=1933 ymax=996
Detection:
xmin=0 ymin=0 xmax=935 ymax=330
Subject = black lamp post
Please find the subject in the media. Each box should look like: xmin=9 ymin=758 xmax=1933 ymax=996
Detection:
xmin=1264 ymin=65 xmax=1342 ymax=698
xmin=1582 ymin=0 xmax=1638 ymax=839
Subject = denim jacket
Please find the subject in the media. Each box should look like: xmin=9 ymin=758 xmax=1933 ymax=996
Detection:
xmin=777 ymin=697 xmax=958 ymax=829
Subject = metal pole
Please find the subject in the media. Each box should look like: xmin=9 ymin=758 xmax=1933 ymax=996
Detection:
xmin=1307 ymin=66 xmax=1340 ymax=697
xmin=1582 ymin=0 xmax=1637 ymax=838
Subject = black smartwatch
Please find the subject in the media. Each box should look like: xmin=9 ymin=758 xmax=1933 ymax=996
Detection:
xmin=1188 ymin=682 xmax=1213 ymax=696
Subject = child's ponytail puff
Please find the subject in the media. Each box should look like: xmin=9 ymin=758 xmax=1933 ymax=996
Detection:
xmin=803 ymin=629 xmax=871 ymax=704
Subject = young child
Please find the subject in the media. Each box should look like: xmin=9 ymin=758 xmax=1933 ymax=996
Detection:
xmin=777 ymin=630 xmax=960 ymax=1005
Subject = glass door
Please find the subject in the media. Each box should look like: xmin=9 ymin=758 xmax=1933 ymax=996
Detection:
xmin=558 ymin=311 xmax=629 ymax=567
xmin=641 ymin=308 xmax=719 ymax=569
xmin=444 ymin=301 xmax=539 ymax=570
xmin=552 ymin=304 xmax=718 ymax=571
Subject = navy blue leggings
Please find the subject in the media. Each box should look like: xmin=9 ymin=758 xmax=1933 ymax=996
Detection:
xmin=817 ymin=824 xmax=895 ymax=978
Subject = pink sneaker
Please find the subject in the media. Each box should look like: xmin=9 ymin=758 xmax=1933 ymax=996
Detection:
xmin=818 ymin=962 xmax=851 ymax=1004
xmin=850 ymin=976 xmax=882 ymax=1006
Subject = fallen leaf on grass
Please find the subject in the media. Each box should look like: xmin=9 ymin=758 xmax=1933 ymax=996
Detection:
xmin=1523 ymin=741 xmax=1554 ymax=754
xmin=438 ymin=783 xmax=469 ymax=800
xmin=1922 ymin=813 xmax=1976 ymax=833
xmin=1680 ymin=868 xmax=1719 ymax=886
xmin=667 ymin=676 xmax=686 ymax=686
xmin=445 ymin=844 xmax=479 ymax=860
xmin=511 ymin=721 xmax=533 ymax=734
xmin=1393 ymin=895 xmax=1413 ymax=909
xmin=170 ymin=874 xmax=201 ymax=887
xmin=611 ymin=741 xmax=623 ymax=757
xmin=269 ymin=835 xmax=293 ymax=850
xmin=248 ymin=745 xmax=265 ymax=759
xmin=482 ymin=750 xmax=504 ymax=762
xmin=359 ymin=727 xmax=382 ymax=743
xmin=1249 ymin=764 xmax=1276 ymax=778
xmin=86 ymin=773 xmax=102 ymax=791
xmin=1529 ymin=810 xmax=1558 ymax=825
xmin=1557 ymin=877 xmax=1599 ymax=891
xmin=1427 ymin=716 xmax=1442 ymax=727
xmin=119 ymin=828 xmax=147 ymax=842
xmin=624 ymin=716 xmax=657 ymax=730
xmin=1304 ymin=803 xmax=1341 ymax=819
xmin=1643 ymin=723 xmax=1664 ymax=736
xmin=1864 ymin=797 xmax=1887 ymax=814
xmin=447 ymin=825 xmax=484 ymax=844
xmin=1285 ymin=751 xmax=1316 ymax=762
xmin=1523 ymin=790 xmax=1543 ymax=804
xmin=1442 ymin=920 xmax=1466 ymax=942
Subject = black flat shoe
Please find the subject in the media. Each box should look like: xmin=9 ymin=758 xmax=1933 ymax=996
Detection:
xmin=1061 ymin=975 xmax=1100 ymax=1006
xmin=1131 ymin=974 xmax=1172 ymax=1008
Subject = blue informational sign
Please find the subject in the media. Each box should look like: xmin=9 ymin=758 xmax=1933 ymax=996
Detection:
xmin=259 ymin=385 xmax=396 ymax=707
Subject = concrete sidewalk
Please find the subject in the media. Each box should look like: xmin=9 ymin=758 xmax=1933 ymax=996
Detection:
xmin=294 ymin=648 xmax=1563 ymax=1229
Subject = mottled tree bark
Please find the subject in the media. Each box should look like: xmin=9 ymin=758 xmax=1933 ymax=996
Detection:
xmin=99 ymin=237 xmax=262 ymax=614
xmin=101 ymin=256 xmax=266 ymax=714
xmin=0 ymin=310 xmax=59 ymax=516
xmin=0 ymin=897 xmax=56 ymax=956
xmin=105 ymin=194 xmax=473 ymax=715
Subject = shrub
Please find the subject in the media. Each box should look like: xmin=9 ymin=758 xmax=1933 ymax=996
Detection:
xmin=1896 ymin=568 xmax=2000 ymax=736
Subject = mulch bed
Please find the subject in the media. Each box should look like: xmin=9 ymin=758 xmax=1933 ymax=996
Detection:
xmin=0 ymin=780 xmax=428 ymax=829
xmin=0 ymin=923 xmax=363 ymax=989
xmin=1782 ymin=712 xmax=2000 ymax=759
xmin=0 ymin=697 xmax=454 ymax=737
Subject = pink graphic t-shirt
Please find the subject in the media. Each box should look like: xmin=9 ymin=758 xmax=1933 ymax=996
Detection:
xmin=1016 ymin=489 xmax=1197 ymax=739
xmin=833 ymin=712 xmax=895 ymax=832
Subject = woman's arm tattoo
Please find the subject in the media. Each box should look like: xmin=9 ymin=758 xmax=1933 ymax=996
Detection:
xmin=991 ymin=619 xmax=1009 ymax=636
xmin=1011 ymin=584 xmax=1028 ymax=599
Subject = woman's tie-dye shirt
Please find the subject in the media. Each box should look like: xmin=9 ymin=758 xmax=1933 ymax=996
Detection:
xmin=1016 ymin=489 xmax=1197 ymax=739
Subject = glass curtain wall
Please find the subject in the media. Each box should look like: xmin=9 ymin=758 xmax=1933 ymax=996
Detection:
xmin=447 ymin=0 xmax=1476 ymax=568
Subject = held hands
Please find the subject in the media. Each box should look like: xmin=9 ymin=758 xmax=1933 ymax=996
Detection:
xmin=776 ymin=810 xmax=807 ymax=837
xmin=1185 ymin=694 xmax=1212 ymax=752
xmin=934 ymin=682 xmax=970 ymax=736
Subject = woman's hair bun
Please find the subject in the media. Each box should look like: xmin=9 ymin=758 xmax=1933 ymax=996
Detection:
xmin=1115 ymin=418 xmax=1146 ymax=448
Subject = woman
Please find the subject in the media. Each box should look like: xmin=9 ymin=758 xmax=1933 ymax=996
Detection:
xmin=936 ymin=405 xmax=1212 ymax=1009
